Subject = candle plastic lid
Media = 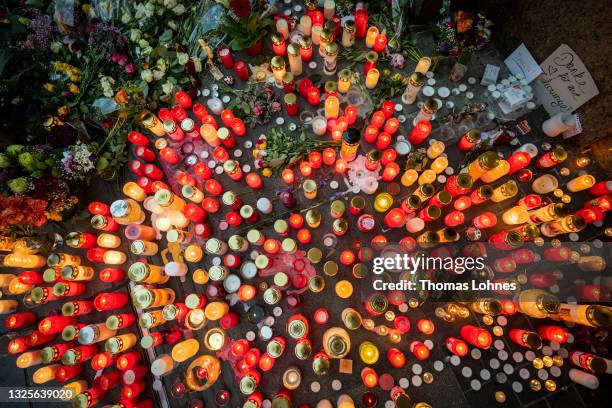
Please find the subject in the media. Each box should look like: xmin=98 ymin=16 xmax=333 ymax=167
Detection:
xmin=223 ymin=274 xmax=241 ymax=293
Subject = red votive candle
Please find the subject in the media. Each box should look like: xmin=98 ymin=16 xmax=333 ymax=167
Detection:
xmin=409 ymin=121 xmax=432 ymax=145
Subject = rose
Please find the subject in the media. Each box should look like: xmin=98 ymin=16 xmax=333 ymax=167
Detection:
xmin=117 ymin=55 xmax=129 ymax=66
xmin=129 ymin=29 xmax=142 ymax=42
xmin=172 ymin=4 xmax=186 ymax=15
xmin=141 ymin=69 xmax=154 ymax=82
xmin=177 ymin=52 xmax=189 ymax=65
xmin=0 ymin=153 xmax=10 ymax=168
xmin=125 ymin=63 xmax=137 ymax=75
xmin=18 ymin=152 xmax=36 ymax=170
xmin=7 ymin=177 xmax=29 ymax=194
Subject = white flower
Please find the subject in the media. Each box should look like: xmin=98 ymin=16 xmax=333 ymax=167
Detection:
xmin=138 ymin=39 xmax=150 ymax=49
xmin=50 ymin=41 xmax=62 ymax=53
xmin=129 ymin=29 xmax=142 ymax=42
xmin=141 ymin=46 xmax=153 ymax=55
xmin=161 ymin=80 xmax=176 ymax=95
xmin=141 ymin=69 xmax=154 ymax=83
xmin=121 ymin=10 xmax=132 ymax=24
xmin=153 ymin=70 xmax=165 ymax=80
xmin=156 ymin=58 xmax=168 ymax=73
xmin=144 ymin=2 xmax=155 ymax=17
xmin=167 ymin=21 xmax=177 ymax=31
xmin=172 ymin=4 xmax=186 ymax=15
xmin=177 ymin=52 xmax=189 ymax=65
xmin=192 ymin=58 xmax=202 ymax=73
xmin=164 ymin=0 xmax=178 ymax=9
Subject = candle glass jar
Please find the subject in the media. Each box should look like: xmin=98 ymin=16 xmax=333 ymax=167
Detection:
xmin=401 ymin=72 xmax=425 ymax=105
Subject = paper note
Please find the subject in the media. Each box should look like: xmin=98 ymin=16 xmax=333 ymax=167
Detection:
xmin=533 ymin=44 xmax=599 ymax=115
xmin=504 ymin=43 xmax=543 ymax=83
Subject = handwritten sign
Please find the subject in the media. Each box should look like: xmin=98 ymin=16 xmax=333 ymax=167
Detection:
xmin=534 ymin=44 xmax=599 ymax=115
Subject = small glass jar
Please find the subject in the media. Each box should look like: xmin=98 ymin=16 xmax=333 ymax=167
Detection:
xmin=401 ymin=72 xmax=425 ymax=105
xmin=342 ymin=20 xmax=356 ymax=47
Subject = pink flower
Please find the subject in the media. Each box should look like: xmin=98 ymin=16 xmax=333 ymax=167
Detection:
xmin=253 ymin=105 xmax=263 ymax=116
xmin=125 ymin=63 xmax=137 ymax=75
xmin=111 ymin=53 xmax=122 ymax=63
xmin=117 ymin=55 xmax=128 ymax=66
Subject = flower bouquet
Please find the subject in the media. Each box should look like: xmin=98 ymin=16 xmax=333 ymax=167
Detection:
xmin=220 ymin=81 xmax=281 ymax=127
xmin=433 ymin=8 xmax=493 ymax=62
xmin=252 ymin=128 xmax=339 ymax=177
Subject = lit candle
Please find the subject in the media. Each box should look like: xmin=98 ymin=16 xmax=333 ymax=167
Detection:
xmin=372 ymin=31 xmax=387 ymax=52
xmin=344 ymin=105 xmax=358 ymax=125
xmin=446 ymin=337 xmax=469 ymax=356
xmin=383 ymin=117 xmax=399 ymax=135
xmin=338 ymin=68 xmax=351 ymax=93
xmin=271 ymin=32 xmax=286 ymax=56
xmin=409 ymin=121 xmax=432 ymax=145
xmin=271 ymin=56 xmax=286 ymax=87
xmin=401 ymin=169 xmax=418 ymax=187
xmin=33 ymin=364 xmax=60 ymax=384
xmin=312 ymin=25 xmax=323 ymax=45
xmin=335 ymin=159 xmax=347 ymax=174
xmin=282 ymin=169 xmax=295 ymax=184
xmin=417 ymin=319 xmax=435 ymax=334
xmin=300 ymin=15 xmax=312 ymax=36
xmin=200 ymin=124 xmax=220 ymax=147
xmin=460 ymin=325 xmax=492 ymax=349
xmin=431 ymin=156 xmax=448 ymax=174
xmin=376 ymin=132 xmax=391 ymax=150
xmin=335 ymin=279 xmax=353 ymax=298
xmin=300 ymin=161 xmax=313 ymax=177
xmin=282 ymin=366 xmax=302 ymax=390
xmin=415 ymin=57 xmax=432 ymax=74
xmin=365 ymin=68 xmax=380 ymax=89
xmin=140 ymin=112 xmax=164 ymax=136
xmin=361 ymin=367 xmax=379 ymax=388
xmin=171 ymin=339 xmax=200 ymax=363
xmin=16 ymin=351 xmax=42 ymax=368
xmin=502 ymin=206 xmax=530 ymax=225
xmin=481 ymin=159 xmax=510 ymax=183
xmin=445 ymin=210 xmax=465 ymax=227
xmin=122 ymin=182 xmax=146 ymax=201
xmin=364 ymin=51 xmax=378 ymax=74
xmin=246 ymin=172 xmax=263 ymax=190
xmin=299 ymin=36 xmax=313 ymax=61
xmin=410 ymin=341 xmax=430 ymax=360
xmin=359 ymin=341 xmax=379 ymax=364
xmin=374 ymin=193 xmax=393 ymax=212
xmin=325 ymin=95 xmax=340 ymax=119
xmin=507 ymin=151 xmax=532 ymax=174
xmin=308 ymin=86 xmax=321 ymax=106
xmin=382 ymin=163 xmax=400 ymax=182
xmin=365 ymin=26 xmax=379 ymax=48
xmin=364 ymin=125 xmax=379 ymax=143
xmin=287 ymin=45 xmax=302 ymax=76
xmin=234 ymin=60 xmax=250 ymax=81
xmin=567 ymin=175 xmax=596 ymax=192
xmin=384 ymin=207 xmax=406 ymax=228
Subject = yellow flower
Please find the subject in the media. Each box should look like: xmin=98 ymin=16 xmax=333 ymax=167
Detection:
xmin=262 ymin=168 xmax=272 ymax=177
xmin=252 ymin=149 xmax=259 ymax=158
xmin=393 ymin=73 xmax=402 ymax=81
xmin=82 ymin=4 xmax=92 ymax=14
xmin=54 ymin=61 xmax=63 ymax=71
xmin=69 ymin=83 xmax=80 ymax=94
xmin=259 ymin=142 xmax=267 ymax=149
xmin=46 ymin=211 xmax=63 ymax=221
xmin=383 ymin=69 xmax=391 ymax=76
xmin=57 ymin=105 xmax=70 ymax=117
xmin=43 ymin=83 xmax=56 ymax=92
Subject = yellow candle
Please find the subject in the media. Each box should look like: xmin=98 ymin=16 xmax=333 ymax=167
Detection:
xmin=97 ymin=233 xmax=121 ymax=249
xmin=415 ymin=57 xmax=432 ymax=74
xmin=490 ymin=181 xmax=518 ymax=203
xmin=365 ymin=26 xmax=379 ymax=48
xmin=335 ymin=280 xmax=354 ymax=299
xmin=102 ymin=250 xmax=127 ymax=265
xmin=430 ymin=156 xmax=448 ymax=174
xmin=401 ymin=169 xmax=418 ymax=187
xmin=33 ymin=364 xmax=60 ymax=384
xmin=0 ymin=273 xmax=17 ymax=287
xmin=481 ymin=159 xmax=510 ymax=183
xmin=418 ymin=169 xmax=436 ymax=185
xmin=193 ymin=268 xmax=209 ymax=284
xmin=567 ymin=175 xmax=595 ymax=192
xmin=338 ymin=69 xmax=351 ymax=93
xmin=0 ymin=299 xmax=18 ymax=314
xmin=365 ymin=68 xmax=380 ymax=89
xmin=311 ymin=25 xmax=322 ymax=45
xmin=359 ymin=341 xmax=380 ymax=364
xmin=3 ymin=253 xmax=46 ymax=268
xmin=184 ymin=245 xmax=203 ymax=263
xmin=200 ymin=124 xmax=220 ymax=147
xmin=204 ymin=301 xmax=229 ymax=321
xmin=325 ymin=95 xmax=340 ymax=119
xmin=303 ymin=179 xmax=318 ymax=200
xmin=140 ymin=112 xmax=165 ymax=136
xmin=271 ymin=56 xmax=286 ymax=87
xmin=17 ymin=351 xmax=42 ymax=368
xmin=171 ymin=338 xmax=200 ymax=362
xmin=62 ymin=381 xmax=87 ymax=401
xmin=182 ymin=185 xmax=204 ymax=203
xmin=122 ymin=182 xmax=146 ymax=201
xmin=8 ymin=278 xmax=32 ymax=295
xmin=502 ymin=206 xmax=530 ymax=225
xmin=374 ymin=192 xmax=393 ymax=212
xmin=427 ymin=141 xmax=445 ymax=159
xmin=287 ymin=44 xmax=302 ymax=76
xmin=204 ymin=328 xmax=226 ymax=351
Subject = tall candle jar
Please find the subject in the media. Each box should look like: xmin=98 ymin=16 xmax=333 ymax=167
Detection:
xmin=342 ymin=20 xmax=355 ymax=47
xmin=287 ymin=44 xmax=302 ymax=76
xmin=414 ymin=99 xmax=438 ymax=124
xmin=401 ymin=72 xmax=425 ymax=105
xmin=324 ymin=42 xmax=338 ymax=75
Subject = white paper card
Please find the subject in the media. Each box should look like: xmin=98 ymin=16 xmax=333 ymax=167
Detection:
xmin=504 ymin=43 xmax=543 ymax=83
xmin=533 ymin=44 xmax=599 ymax=116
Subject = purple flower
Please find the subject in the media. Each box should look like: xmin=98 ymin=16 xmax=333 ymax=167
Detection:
xmin=271 ymin=101 xmax=281 ymax=112
xmin=125 ymin=63 xmax=137 ymax=75
xmin=253 ymin=105 xmax=264 ymax=116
